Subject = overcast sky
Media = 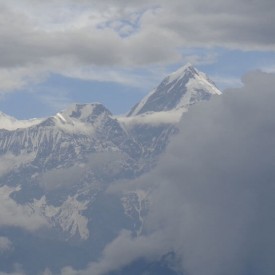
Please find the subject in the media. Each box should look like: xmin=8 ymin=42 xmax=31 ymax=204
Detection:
xmin=0 ymin=0 xmax=275 ymax=118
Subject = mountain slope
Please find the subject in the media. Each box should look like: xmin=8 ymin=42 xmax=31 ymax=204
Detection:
xmin=0 ymin=64 xmax=221 ymax=275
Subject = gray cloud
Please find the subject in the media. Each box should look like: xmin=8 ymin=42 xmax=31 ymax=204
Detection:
xmin=142 ymin=70 xmax=275 ymax=275
xmin=65 ymin=70 xmax=275 ymax=274
xmin=61 ymin=230 xmax=171 ymax=275
xmin=0 ymin=0 xmax=274 ymax=92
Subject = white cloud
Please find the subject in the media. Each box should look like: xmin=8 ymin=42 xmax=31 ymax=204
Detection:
xmin=0 ymin=0 xmax=274 ymax=93
xmin=0 ymin=186 xmax=48 ymax=231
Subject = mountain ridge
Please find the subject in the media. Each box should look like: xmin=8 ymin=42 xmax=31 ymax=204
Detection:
xmin=0 ymin=64 xmax=221 ymax=130
xmin=0 ymin=64 xmax=222 ymax=274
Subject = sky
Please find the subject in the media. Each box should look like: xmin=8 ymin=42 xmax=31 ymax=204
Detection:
xmin=0 ymin=1 xmax=275 ymax=274
xmin=0 ymin=0 xmax=275 ymax=119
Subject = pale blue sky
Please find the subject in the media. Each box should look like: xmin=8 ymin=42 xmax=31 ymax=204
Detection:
xmin=0 ymin=0 xmax=275 ymax=119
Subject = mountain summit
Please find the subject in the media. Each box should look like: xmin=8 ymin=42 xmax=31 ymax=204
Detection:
xmin=128 ymin=63 xmax=221 ymax=116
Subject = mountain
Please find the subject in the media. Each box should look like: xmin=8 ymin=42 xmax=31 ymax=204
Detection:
xmin=128 ymin=63 xmax=221 ymax=116
xmin=120 ymin=63 xmax=221 ymax=161
xmin=0 ymin=64 xmax=221 ymax=274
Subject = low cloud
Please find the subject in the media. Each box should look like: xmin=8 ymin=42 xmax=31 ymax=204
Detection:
xmin=61 ymin=230 xmax=171 ymax=275
xmin=143 ymin=70 xmax=275 ymax=275
xmin=0 ymin=186 xmax=48 ymax=232
xmin=39 ymin=151 xmax=127 ymax=191
xmin=0 ymin=153 xmax=35 ymax=177
xmin=117 ymin=108 xmax=185 ymax=127
xmin=0 ymin=264 xmax=25 ymax=275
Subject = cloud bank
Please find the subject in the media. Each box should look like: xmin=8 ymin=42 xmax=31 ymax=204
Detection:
xmin=64 ymin=70 xmax=275 ymax=274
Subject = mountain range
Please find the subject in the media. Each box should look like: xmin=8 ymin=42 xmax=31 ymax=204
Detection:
xmin=0 ymin=64 xmax=221 ymax=274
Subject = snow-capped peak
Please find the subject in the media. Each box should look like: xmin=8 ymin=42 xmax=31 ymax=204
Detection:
xmin=48 ymin=103 xmax=114 ymax=134
xmin=128 ymin=63 xmax=222 ymax=117
xmin=166 ymin=62 xmax=198 ymax=84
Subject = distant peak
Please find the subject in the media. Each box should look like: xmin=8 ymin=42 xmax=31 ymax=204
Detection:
xmin=166 ymin=63 xmax=199 ymax=83
xmin=60 ymin=103 xmax=112 ymax=122
xmin=128 ymin=64 xmax=221 ymax=117
xmin=178 ymin=62 xmax=195 ymax=71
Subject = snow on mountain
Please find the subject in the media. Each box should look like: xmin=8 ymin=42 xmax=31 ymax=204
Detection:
xmin=31 ymin=195 xmax=89 ymax=240
xmin=117 ymin=64 xmax=222 ymax=164
xmin=128 ymin=63 xmax=221 ymax=117
xmin=0 ymin=64 xmax=223 ymax=274
xmin=0 ymin=112 xmax=43 ymax=130
xmin=0 ymin=102 xmax=140 ymax=165
xmin=0 ymin=103 xmax=112 ymax=133
xmin=42 ymin=103 xmax=113 ymax=135
xmin=60 ymin=103 xmax=112 ymax=122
